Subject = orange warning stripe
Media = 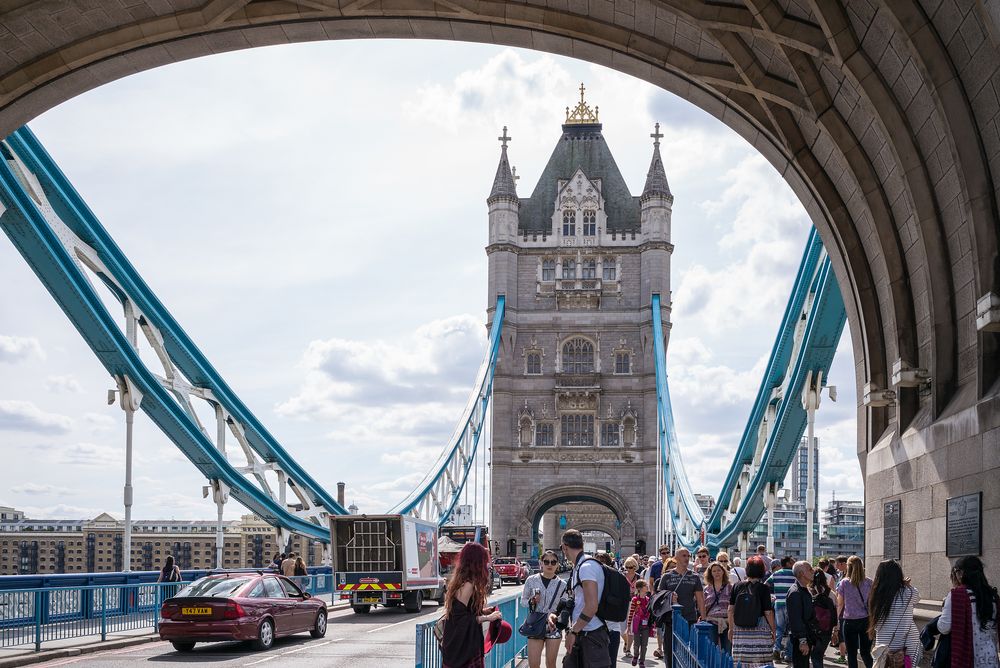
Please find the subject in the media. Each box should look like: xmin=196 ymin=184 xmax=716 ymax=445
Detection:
xmin=339 ymin=583 xmax=400 ymax=591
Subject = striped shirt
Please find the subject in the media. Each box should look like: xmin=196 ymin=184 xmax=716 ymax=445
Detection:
xmin=766 ymin=568 xmax=796 ymax=609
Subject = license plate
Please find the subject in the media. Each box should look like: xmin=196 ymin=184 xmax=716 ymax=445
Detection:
xmin=360 ymin=596 xmax=381 ymax=604
xmin=181 ymin=607 xmax=211 ymax=616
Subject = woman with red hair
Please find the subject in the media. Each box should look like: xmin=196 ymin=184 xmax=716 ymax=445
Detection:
xmin=442 ymin=542 xmax=502 ymax=668
xmin=727 ymin=555 xmax=776 ymax=668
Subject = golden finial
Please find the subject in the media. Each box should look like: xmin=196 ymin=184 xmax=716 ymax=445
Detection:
xmin=564 ymin=82 xmax=600 ymax=125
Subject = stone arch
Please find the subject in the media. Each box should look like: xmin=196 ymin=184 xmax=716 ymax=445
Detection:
xmin=0 ymin=2 xmax=992 ymax=446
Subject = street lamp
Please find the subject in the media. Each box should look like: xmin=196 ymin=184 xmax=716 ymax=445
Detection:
xmin=801 ymin=370 xmax=836 ymax=563
xmin=109 ymin=377 xmax=142 ymax=573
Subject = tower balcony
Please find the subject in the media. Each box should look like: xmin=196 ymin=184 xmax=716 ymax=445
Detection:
xmin=555 ymin=278 xmax=601 ymax=309
xmin=553 ymin=372 xmax=600 ymax=390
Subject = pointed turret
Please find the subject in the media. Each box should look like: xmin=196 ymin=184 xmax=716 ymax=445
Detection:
xmin=488 ymin=126 xmax=519 ymax=245
xmin=488 ymin=126 xmax=518 ymax=203
xmin=641 ymin=123 xmax=671 ymax=200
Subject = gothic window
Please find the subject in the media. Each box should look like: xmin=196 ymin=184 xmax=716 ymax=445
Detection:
xmin=601 ymin=422 xmax=620 ymax=447
xmin=603 ymin=258 xmax=617 ymax=281
xmin=526 ymin=353 xmax=542 ymax=375
xmin=562 ymin=338 xmax=594 ymax=373
xmin=519 ymin=416 xmax=534 ymax=447
xmin=583 ymin=210 xmax=596 ymax=236
xmin=562 ymin=260 xmax=576 ymax=279
xmin=542 ymin=259 xmax=555 ymax=281
xmin=536 ymin=423 xmax=554 ymax=447
xmin=622 ymin=416 xmax=636 ymax=447
xmin=582 ymin=259 xmax=596 ymax=279
xmin=560 ymin=414 xmax=594 ymax=447
xmin=562 ymin=210 xmax=576 ymax=236
xmin=615 ymin=352 xmax=631 ymax=374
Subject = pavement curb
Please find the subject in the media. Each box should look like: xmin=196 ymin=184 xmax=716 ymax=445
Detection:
xmin=0 ymin=599 xmax=350 ymax=668
xmin=0 ymin=634 xmax=160 ymax=668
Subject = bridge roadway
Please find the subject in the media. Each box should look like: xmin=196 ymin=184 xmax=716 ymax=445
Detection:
xmin=30 ymin=584 xmax=533 ymax=668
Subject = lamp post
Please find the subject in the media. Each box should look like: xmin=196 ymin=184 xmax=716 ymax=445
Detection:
xmin=801 ymin=370 xmax=836 ymax=563
xmin=109 ymin=376 xmax=142 ymax=572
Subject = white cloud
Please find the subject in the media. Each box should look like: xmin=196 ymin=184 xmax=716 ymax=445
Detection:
xmin=10 ymin=483 xmax=77 ymax=497
xmin=18 ymin=504 xmax=111 ymax=520
xmin=45 ymin=374 xmax=83 ymax=393
xmin=34 ymin=442 xmax=120 ymax=467
xmin=0 ymin=335 xmax=44 ymax=363
xmin=0 ymin=400 xmax=74 ymax=433
xmin=84 ymin=412 xmax=116 ymax=431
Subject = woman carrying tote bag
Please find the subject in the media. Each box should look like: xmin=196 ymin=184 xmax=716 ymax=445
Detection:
xmin=868 ymin=560 xmax=922 ymax=668
xmin=519 ymin=550 xmax=566 ymax=668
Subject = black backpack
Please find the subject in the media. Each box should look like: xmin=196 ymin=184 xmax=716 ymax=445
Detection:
xmin=732 ymin=581 xmax=763 ymax=628
xmin=573 ymin=557 xmax=630 ymax=623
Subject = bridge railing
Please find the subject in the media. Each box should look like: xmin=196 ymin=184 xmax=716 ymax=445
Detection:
xmin=414 ymin=591 xmax=528 ymax=668
xmin=0 ymin=572 xmax=333 ymax=651
xmin=671 ymin=605 xmax=736 ymax=668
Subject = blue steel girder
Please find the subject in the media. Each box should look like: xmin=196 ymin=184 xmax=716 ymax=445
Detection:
xmin=652 ymin=227 xmax=846 ymax=550
xmin=0 ymin=127 xmax=344 ymax=542
xmin=388 ymin=296 xmax=504 ymax=526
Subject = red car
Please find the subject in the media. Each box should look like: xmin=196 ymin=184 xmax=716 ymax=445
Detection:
xmin=493 ymin=557 xmax=528 ymax=584
xmin=159 ymin=572 xmax=327 ymax=652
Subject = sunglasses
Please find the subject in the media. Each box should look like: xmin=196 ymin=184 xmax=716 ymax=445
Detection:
xmin=659 ymin=552 xmax=669 ymax=556
xmin=542 ymin=559 xmax=559 ymax=565
xmin=718 ymin=559 xmax=729 ymax=563
xmin=626 ymin=566 xmax=636 ymax=570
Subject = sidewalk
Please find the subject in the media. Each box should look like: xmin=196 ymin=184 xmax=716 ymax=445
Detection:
xmin=0 ymin=597 xmax=348 ymax=668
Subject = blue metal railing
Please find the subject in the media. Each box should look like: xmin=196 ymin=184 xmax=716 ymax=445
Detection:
xmin=0 ymin=566 xmax=333 ymax=592
xmin=671 ymin=605 xmax=738 ymax=668
xmin=415 ymin=591 xmax=528 ymax=668
xmin=0 ymin=572 xmax=335 ymax=651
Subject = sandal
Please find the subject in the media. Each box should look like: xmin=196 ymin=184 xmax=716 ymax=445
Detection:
xmin=653 ymin=650 xmax=663 ymax=659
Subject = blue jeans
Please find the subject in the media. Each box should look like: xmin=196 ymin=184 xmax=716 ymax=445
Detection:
xmin=774 ymin=606 xmax=793 ymax=656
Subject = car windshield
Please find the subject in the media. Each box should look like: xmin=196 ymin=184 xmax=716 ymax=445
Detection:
xmin=175 ymin=576 xmax=254 ymax=598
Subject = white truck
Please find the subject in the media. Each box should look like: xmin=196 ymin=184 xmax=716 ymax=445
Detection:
xmin=331 ymin=514 xmax=445 ymax=614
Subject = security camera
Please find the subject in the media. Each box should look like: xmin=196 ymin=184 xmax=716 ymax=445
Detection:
xmin=107 ymin=389 xmax=117 ymax=405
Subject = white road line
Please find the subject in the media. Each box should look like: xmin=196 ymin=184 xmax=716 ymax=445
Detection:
xmin=365 ymin=615 xmax=437 ymax=634
xmin=244 ymin=655 xmax=279 ymax=665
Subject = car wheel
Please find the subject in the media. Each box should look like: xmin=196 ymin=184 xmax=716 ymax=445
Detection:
xmin=171 ymin=641 xmax=195 ymax=653
xmin=310 ymin=609 xmax=327 ymax=638
xmin=253 ymin=619 xmax=275 ymax=651
xmin=404 ymin=590 xmax=423 ymax=613
xmin=352 ymin=604 xmax=372 ymax=614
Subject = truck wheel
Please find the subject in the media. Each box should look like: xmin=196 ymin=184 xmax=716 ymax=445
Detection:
xmin=404 ymin=590 xmax=423 ymax=613
xmin=352 ymin=604 xmax=372 ymax=614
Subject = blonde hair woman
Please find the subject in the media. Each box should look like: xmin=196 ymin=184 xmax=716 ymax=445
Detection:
xmin=835 ymin=556 xmax=873 ymax=668
xmin=622 ymin=556 xmax=640 ymax=658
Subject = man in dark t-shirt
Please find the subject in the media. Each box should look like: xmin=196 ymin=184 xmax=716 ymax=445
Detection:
xmin=655 ymin=548 xmax=706 ymax=663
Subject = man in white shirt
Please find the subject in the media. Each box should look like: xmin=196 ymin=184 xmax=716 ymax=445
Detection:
xmin=549 ymin=529 xmax=609 ymax=667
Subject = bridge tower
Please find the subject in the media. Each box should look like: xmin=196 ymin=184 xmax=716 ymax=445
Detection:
xmin=487 ymin=87 xmax=673 ymax=559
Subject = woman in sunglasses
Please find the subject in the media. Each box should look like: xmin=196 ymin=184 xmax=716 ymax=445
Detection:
xmin=521 ymin=550 xmax=566 ymax=668
xmin=621 ymin=556 xmax=641 ymax=658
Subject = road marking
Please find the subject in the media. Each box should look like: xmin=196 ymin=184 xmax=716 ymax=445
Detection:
xmin=39 ymin=642 xmax=159 ymax=666
xmin=366 ymin=615 xmax=437 ymax=633
xmin=245 ymin=656 xmax=279 ymax=665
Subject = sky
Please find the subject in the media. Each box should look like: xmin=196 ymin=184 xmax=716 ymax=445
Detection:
xmin=0 ymin=39 xmax=862 ymax=525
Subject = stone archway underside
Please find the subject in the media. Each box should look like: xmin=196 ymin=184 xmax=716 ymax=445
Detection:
xmin=1 ymin=0 xmax=999 ymax=599
xmin=0 ymin=1 xmax=997 ymax=441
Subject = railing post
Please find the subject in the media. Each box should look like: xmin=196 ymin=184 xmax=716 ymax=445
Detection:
xmin=154 ymin=584 xmax=161 ymax=633
xmin=694 ymin=621 xmax=714 ymax=663
xmin=100 ymin=587 xmax=107 ymax=642
xmin=671 ymin=604 xmax=683 ymax=666
xmin=415 ymin=623 xmax=424 ymax=668
xmin=33 ymin=590 xmax=42 ymax=652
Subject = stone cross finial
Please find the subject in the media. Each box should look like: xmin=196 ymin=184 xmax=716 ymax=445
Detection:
xmin=512 ymin=166 xmax=519 ymax=184
xmin=651 ymin=122 xmax=663 ymax=147
xmin=498 ymin=126 xmax=512 ymax=149
xmin=579 ymin=82 xmax=586 ymax=102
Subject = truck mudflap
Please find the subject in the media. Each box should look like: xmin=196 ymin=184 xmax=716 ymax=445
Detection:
xmin=336 ymin=571 xmax=404 ymax=591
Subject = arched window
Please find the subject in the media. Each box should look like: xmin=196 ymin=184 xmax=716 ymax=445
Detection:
xmin=541 ymin=259 xmax=555 ymax=281
xmin=562 ymin=338 xmax=594 ymax=373
xmin=526 ymin=352 xmax=542 ymax=375
xmin=562 ymin=210 xmax=576 ymax=236
xmin=583 ymin=210 xmax=596 ymax=236
xmin=582 ymin=259 xmax=596 ymax=279
xmin=562 ymin=259 xmax=576 ymax=279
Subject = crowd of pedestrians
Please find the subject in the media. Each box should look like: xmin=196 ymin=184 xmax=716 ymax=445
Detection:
xmin=503 ymin=538 xmax=999 ymax=668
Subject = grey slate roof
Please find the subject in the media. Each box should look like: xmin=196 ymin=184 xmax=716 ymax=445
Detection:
xmin=489 ymin=145 xmax=518 ymax=201
xmin=518 ymin=123 xmax=641 ymax=233
xmin=642 ymin=144 xmax=671 ymax=199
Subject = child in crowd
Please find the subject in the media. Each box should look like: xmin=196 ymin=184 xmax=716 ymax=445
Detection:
xmin=627 ymin=580 xmax=655 ymax=667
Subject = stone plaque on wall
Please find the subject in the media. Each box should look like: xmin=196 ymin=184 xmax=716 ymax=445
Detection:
xmin=946 ymin=492 xmax=982 ymax=558
xmin=883 ymin=500 xmax=901 ymax=560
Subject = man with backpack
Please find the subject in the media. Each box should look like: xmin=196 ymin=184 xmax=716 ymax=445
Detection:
xmin=766 ymin=555 xmax=797 ymax=662
xmin=557 ymin=529 xmax=610 ymax=667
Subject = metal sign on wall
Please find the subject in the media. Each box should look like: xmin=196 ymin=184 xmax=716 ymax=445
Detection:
xmin=883 ymin=500 xmax=901 ymax=561
xmin=946 ymin=492 xmax=982 ymax=558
